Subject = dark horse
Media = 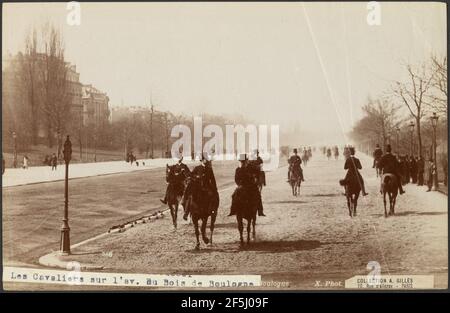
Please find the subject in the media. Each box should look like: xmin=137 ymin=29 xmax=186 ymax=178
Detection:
xmin=302 ymin=153 xmax=309 ymax=166
xmin=184 ymin=173 xmax=219 ymax=250
xmin=248 ymin=160 xmax=265 ymax=193
xmin=374 ymin=158 xmax=382 ymax=178
xmin=165 ymin=164 xmax=185 ymax=229
xmin=339 ymin=174 xmax=361 ymax=217
xmin=289 ymin=166 xmax=302 ymax=196
xmin=234 ymin=177 xmax=260 ymax=246
xmin=381 ymin=174 xmax=398 ymax=217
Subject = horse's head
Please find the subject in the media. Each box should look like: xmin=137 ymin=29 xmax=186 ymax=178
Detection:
xmin=166 ymin=164 xmax=182 ymax=183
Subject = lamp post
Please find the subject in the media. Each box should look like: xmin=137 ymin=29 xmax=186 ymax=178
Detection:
xmin=396 ymin=126 xmax=400 ymax=155
xmin=409 ymin=121 xmax=415 ymax=157
xmin=12 ymin=131 xmax=17 ymax=168
xmin=431 ymin=112 xmax=439 ymax=191
xmin=60 ymin=135 xmax=72 ymax=255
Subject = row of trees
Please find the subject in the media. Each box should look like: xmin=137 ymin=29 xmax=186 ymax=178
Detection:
xmin=2 ymin=23 xmax=75 ymax=157
xmin=3 ymin=22 xmax=251 ymax=162
xmin=350 ymin=55 xmax=447 ymax=160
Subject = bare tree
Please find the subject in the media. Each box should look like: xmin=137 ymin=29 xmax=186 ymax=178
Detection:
xmin=427 ymin=55 xmax=447 ymax=115
xmin=19 ymin=27 xmax=40 ymax=145
xmin=39 ymin=24 xmax=72 ymax=157
xmin=393 ymin=63 xmax=434 ymax=158
xmin=350 ymin=97 xmax=401 ymax=152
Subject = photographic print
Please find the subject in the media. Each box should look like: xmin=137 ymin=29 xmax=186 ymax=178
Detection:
xmin=1 ymin=1 xmax=448 ymax=293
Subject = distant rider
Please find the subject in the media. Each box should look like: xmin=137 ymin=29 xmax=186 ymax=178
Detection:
xmin=378 ymin=144 xmax=405 ymax=195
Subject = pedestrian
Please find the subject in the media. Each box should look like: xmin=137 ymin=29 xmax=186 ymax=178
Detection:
xmin=417 ymin=156 xmax=425 ymax=186
xmin=51 ymin=153 xmax=58 ymax=171
xmin=22 ymin=155 xmax=29 ymax=169
xmin=404 ymin=155 xmax=411 ymax=183
xmin=441 ymin=155 xmax=448 ymax=187
xmin=426 ymin=158 xmax=436 ymax=192
xmin=410 ymin=156 xmax=418 ymax=184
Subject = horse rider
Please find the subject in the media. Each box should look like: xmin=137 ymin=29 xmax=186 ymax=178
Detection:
xmin=372 ymin=144 xmax=383 ymax=168
xmin=378 ymin=144 xmax=405 ymax=195
xmin=341 ymin=147 xmax=369 ymax=196
xmin=229 ymin=153 xmax=265 ymax=217
xmin=182 ymin=152 xmax=219 ymax=220
xmin=160 ymin=155 xmax=191 ymax=205
xmin=287 ymin=148 xmax=305 ymax=182
xmin=250 ymin=149 xmax=266 ymax=187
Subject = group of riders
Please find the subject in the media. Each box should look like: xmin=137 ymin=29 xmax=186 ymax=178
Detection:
xmin=340 ymin=143 xmax=406 ymax=196
xmin=160 ymin=141 xmax=410 ymax=225
xmin=160 ymin=150 xmax=266 ymax=221
xmin=322 ymin=146 xmax=340 ymax=160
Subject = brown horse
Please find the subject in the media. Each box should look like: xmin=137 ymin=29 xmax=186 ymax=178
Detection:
xmin=374 ymin=158 xmax=382 ymax=178
xmin=165 ymin=164 xmax=186 ymax=229
xmin=340 ymin=176 xmax=361 ymax=217
xmin=184 ymin=174 xmax=219 ymax=250
xmin=234 ymin=185 xmax=258 ymax=247
xmin=289 ymin=166 xmax=302 ymax=196
xmin=381 ymin=174 xmax=398 ymax=217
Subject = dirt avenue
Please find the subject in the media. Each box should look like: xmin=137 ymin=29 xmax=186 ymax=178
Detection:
xmin=3 ymin=152 xmax=447 ymax=290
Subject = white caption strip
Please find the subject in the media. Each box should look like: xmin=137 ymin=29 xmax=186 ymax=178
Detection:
xmin=3 ymin=266 xmax=261 ymax=288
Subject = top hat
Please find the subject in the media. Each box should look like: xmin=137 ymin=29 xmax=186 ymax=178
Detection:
xmin=238 ymin=153 xmax=248 ymax=161
xmin=293 ymin=148 xmax=298 ymax=153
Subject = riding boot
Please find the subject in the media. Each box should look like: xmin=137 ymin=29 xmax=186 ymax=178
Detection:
xmin=361 ymin=179 xmax=369 ymax=196
xmin=228 ymin=191 xmax=238 ymax=216
xmin=398 ymin=179 xmax=405 ymax=194
xmin=183 ymin=199 xmax=190 ymax=220
xmin=160 ymin=187 xmax=168 ymax=204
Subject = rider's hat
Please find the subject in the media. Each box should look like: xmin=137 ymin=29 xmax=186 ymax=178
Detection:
xmin=386 ymin=144 xmax=392 ymax=153
xmin=293 ymin=148 xmax=298 ymax=153
xmin=238 ymin=153 xmax=248 ymax=161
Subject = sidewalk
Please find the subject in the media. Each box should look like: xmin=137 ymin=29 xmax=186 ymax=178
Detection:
xmin=2 ymin=158 xmax=196 ymax=187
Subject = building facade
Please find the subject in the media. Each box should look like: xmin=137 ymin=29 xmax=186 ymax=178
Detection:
xmin=81 ymin=84 xmax=110 ymax=128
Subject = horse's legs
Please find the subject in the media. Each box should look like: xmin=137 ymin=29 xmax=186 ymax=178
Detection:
xmin=392 ymin=195 xmax=397 ymax=215
xmin=201 ymin=217 xmax=209 ymax=244
xmin=354 ymin=194 xmax=359 ymax=216
xmin=169 ymin=204 xmax=176 ymax=229
xmin=388 ymin=193 xmax=393 ymax=216
xmin=252 ymin=217 xmax=256 ymax=240
xmin=246 ymin=219 xmax=251 ymax=244
xmin=193 ymin=217 xmax=200 ymax=250
xmin=209 ymin=212 xmax=217 ymax=245
xmin=237 ymin=216 xmax=244 ymax=246
xmin=346 ymin=195 xmax=351 ymax=217
xmin=174 ymin=202 xmax=178 ymax=229
xmin=383 ymin=192 xmax=388 ymax=218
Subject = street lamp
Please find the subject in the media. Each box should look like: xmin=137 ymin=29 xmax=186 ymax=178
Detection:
xmin=430 ymin=112 xmax=439 ymax=191
xmin=12 ymin=131 xmax=17 ymax=168
xmin=409 ymin=121 xmax=415 ymax=156
xmin=396 ymin=126 xmax=400 ymax=155
xmin=60 ymin=135 xmax=72 ymax=255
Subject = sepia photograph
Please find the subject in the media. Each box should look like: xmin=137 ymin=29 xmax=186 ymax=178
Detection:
xmin=1 ymin=1 xmax=448 ymax=293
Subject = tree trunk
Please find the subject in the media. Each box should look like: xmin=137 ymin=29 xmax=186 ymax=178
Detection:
xmin=416 ymin=117 xmax=422 ymax=158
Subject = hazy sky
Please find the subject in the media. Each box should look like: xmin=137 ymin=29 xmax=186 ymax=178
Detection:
xmin=2 ymin=2 xmax=447 ymax=143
